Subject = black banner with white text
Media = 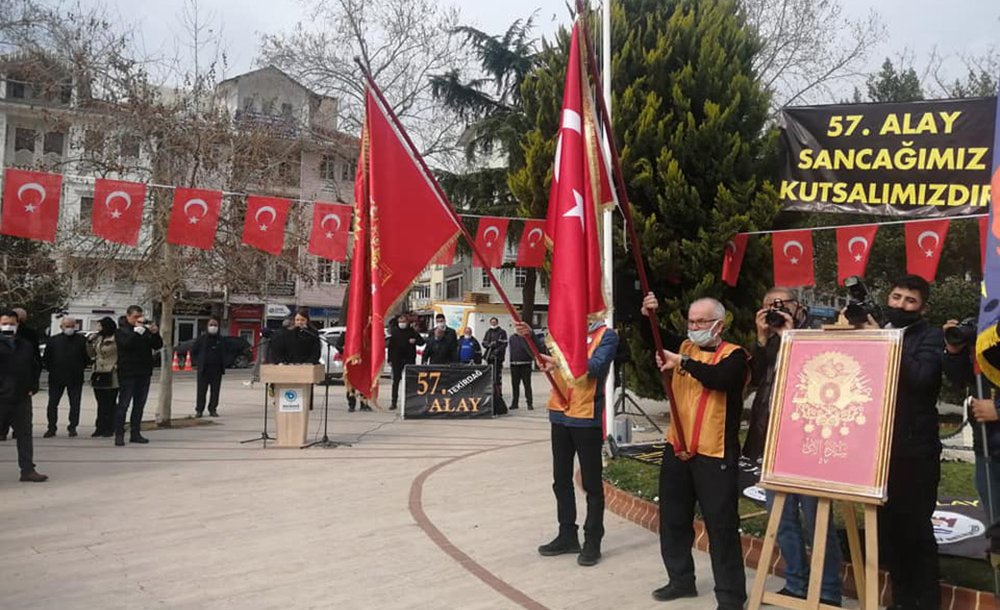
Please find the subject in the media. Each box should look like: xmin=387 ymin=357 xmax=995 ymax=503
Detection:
xmin=402 ymin=365 xmax=494 ymax=418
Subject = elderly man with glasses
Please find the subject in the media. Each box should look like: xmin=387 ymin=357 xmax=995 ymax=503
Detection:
xmin=641 ymin=293 xmax=749 ymax=610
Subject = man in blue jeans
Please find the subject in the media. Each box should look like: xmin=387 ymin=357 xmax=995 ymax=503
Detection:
xmin=114 ymin=305 xmax=163 ymax=446
xmin=754 ymin=287 xmax=842 ymax=606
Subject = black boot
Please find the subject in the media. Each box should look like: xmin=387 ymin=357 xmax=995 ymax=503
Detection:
xmin=114 ymin=433 xmax=125 ymax=447
xmin=577 ymin=538 xmax=601 ymax=566
xmin=651 ymin=583 xmax=698 ymax=602
xmin=537 ymin=532 xmax=581 ymax=556
xmin=130 ymin=433 xmax=149 ymax=444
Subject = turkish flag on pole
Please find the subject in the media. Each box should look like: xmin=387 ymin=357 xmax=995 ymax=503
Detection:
xmin=0 ymin=168 xmax=62 ymax=242
xmin=720 ymin=233 xmax=748 ymax=287
xmin=308 ymin=202 xmax=352 ymax=261
xmin=472 ymin=217 xmax=509 ymax=268
xmin=904 ymin=219 xmax=950 ymax=282
xmin=344 ymin=90 xmax=461 ymax=400
xmin=92 ymin=179 xmax=145 ymax=246
xmin=772 ymin=230 xmax=815 ymax=287
xmin=242 ymin=195 xmax=289 ymax=255
xmin=836 ymin=224 xmax=878 ymax=285
xmin=545 ymin=22 xmax=612 ymax=384
xmin=516 ymin=219 xmax=546 ymax=268
xmin=167 ymin=187 xmax=222 ymax=250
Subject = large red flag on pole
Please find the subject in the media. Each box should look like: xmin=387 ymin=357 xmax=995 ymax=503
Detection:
xmin=545 ymin=22 xmax=613 ymax=385
xmin=344 ymin=91 xmax=461 ymax=400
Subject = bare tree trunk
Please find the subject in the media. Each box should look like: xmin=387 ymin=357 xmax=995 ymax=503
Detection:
xmin=156 ymin=240 xmax=176 ymax=426
xmin=521 ymin=268 xmax=537 ymax=325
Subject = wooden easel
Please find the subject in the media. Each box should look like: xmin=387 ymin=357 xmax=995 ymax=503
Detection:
xmin=747 ymin=490 xmax=880 ymax=610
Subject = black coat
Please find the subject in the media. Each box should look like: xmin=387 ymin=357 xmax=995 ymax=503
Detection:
xmin=43 ymin=332 xmax=90 ymax=384
xmin=482 ymin=327 xmax=508 ymax=363
xmin=0 ymin=335 xmax=40 ymax=402
xmin=387 ymin=327 xmax=424 ymax=366
xmin=943 ymin=347 xmax=1000 ymax=459
xmin=267 ymin=328 xmax=321 ymax=364
xmin=192 ymin=333 xmax=228 ymax=374
xmin=422 ymin=332 xmax=458 ymax=364
xmin=892 ymin=319 xmax=944 ymax=459
xmin=115 ymin=324 xmax=164 ymax=379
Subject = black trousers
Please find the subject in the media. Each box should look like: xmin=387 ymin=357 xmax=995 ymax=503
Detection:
xmin=551 ymin=423 xmax=604 ymax=541
xmin=0 ymin=396 xmax=34 ymax=473
xmin=196 ymin=369 xmax=223 ymax=414
xmin=879 ymin=455 xmax=940 ymax=610
xmin=510 ymin=364 xmax=532 ymax=408
xmin=116 ymin=375 xmax=151 ymax=436
xmin=391 ymin=362 xmax=409 ymax=407
xmin=46 ymin=379 xmax=83 ymax=430
xmin=659 ymin=447 xmax=746 ymax=609
xmin=93 ymin=388 xmax=118 ymax=433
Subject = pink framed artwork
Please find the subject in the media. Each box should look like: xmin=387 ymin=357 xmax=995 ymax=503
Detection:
xmin=759 ymin=329 xmax=904 ymax=504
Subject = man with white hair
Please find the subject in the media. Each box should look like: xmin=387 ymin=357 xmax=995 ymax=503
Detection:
xmin=641 ymin=293 xmax=749 ymax=609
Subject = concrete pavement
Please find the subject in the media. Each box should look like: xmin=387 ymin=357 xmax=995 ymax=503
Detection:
xmin=0 ymin=370 xmax=780 ymax=609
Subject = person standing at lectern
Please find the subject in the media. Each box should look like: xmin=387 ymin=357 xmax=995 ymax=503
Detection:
xmin=268 ymin=309 xmax=321 ymax=365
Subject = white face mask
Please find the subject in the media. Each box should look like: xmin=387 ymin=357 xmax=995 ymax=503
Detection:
xmin=687 ymin=321 xmax=719 ymax=348
xmin=62 ymin=327 xmax=76 ymax=336
xmin=490 ymin=322 xmax=498 ymax=328
xmin=436 ymin=322 xmax=445 ymax=329
xmin=398 ymin=322 xmax=408 ymax=329
xmin=207 ymin=325 xmax=219 ymax=335
xmin=0 ymin=324 xmax=16 ymax=335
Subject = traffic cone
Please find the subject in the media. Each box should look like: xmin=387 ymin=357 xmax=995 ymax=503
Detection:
xmin=171 ymin=352 xmax=180 ymax=372
xmin=183 ymin=352 xmax=193 ymax=372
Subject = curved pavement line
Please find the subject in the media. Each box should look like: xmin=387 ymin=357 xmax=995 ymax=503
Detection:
xmin=409 ymin=439 xmax=550 ymax=610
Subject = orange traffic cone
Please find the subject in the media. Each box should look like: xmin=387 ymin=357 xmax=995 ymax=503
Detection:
xmin=183 ymin=352 xmax=193 ymax=372
xmin=171 ymin=352 xmax=180 ymax=372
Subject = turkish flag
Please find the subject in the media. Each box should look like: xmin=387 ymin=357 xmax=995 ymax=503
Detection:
xmin=242 ymin=195 xmax=289 ymax=255
xmin=92 ymin=179 xmax=145 ymax=246
xmin=516 ymin=219 xmax=546 ymax=267
xmin=772 ymin=230 xmax=815 ymax=287
xmin=981 ymin=215 xmax=989 ymax=273
xmin=0 ymin=168 xmax=62 ymax=242
xmin=720 ymin=233 xmax=748 ymax=287
xmin=472 ymin=216 xmax=509 ymax=268
xmin=308 ymin=202 xmax=352 ymax=261
xmin=904 ymin=219 xmax=950 ymax=282
xmin=836 ymin=225 xmax=878 ymax=285
xmin=545 ymin=22 xmax=612 ymax=384
xmin=167 ymin=187 xmax=222 ymax=250
xmin=344 ymin=90 xmax=461 ymax=400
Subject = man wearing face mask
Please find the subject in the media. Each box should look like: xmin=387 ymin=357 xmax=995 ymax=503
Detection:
xmin=115 ymin=305 xmax=163 ymax=446
xmin=423 ymin=314 xmax=458 ymax=364
xmin=0 ymin=309 xmax=47 ymax=481
xmin=191 ymin=317 xmax=228 ymax=417
xmin=387 ymin=312 xmax=424 ymax=410
xmin=41 ymin=316 xmax=91 ymax=438
xmin=842 ymin=274 xmax=943 ymax=610
xmin=641 ymin=293 xmax=748 ymax=609
xmin=483 ymin=317 xmax=509 ymax=407
xmin=1 ymin=308 xmax=40 ymax=441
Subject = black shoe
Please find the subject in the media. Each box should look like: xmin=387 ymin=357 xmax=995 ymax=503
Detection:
xmin=537 ymin=534 xmax=580 ymax=556
xmin=509 ymin=405 xmax=519 ymax=410
xmin=20 ymin=470 xmax=48 ymax=482
xmin=43 ymin=429 xmax=56 ymax=438
xmin=360 ymin=405 xmax=372 ymax=412
xmin=348 ymin=406 xmax=356 ymax=413
xmin=114 ymin=433 xmax=125 ymax=446
xmin=776 ymin=588 xmax=805 ymax=600
xmin=195 ymin=411 xmax=204 ymax=418
xmin=130 ymin=434 xmax=149 ymax=444
xmin=652 ymin=583 xmax=698 ymax=602
xmin=527 ymin=405 xmax=534 ymax=410
xmin=208 ymin=411 xmax=219 ymax=417
xmin=101 ymin=431 xmax=115 ymax=438
xmin=91 ymin=429 xmax=103 ymax=437
xmin=389 ymin=404 xmax=398 ymax=411
xmin=577 ymin=540 xmax=601 ymax=566
xmin=68 ymin=427 xmax=78 ymax=437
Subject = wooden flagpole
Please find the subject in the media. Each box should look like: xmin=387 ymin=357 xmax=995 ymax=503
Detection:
xmin=353 ymin=57 xmax=569 ymax=406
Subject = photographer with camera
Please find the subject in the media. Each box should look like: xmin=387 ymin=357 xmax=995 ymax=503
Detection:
xmin=942 ymin=316 xmax=1000 ymax=524
xmin=114 ymin=305 xmax=163 ymax=447
xmin=841 ymin=274 xmax=943 ymax=610
xmin=746 ymin=288 xmax=842 ymax=606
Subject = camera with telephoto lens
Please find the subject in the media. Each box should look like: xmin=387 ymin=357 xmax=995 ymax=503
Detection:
xmin=843 ymin=276 xmax=882 ymax=325
xmin=765 ymin=299 xmax=793 ymax=328
xmin=945 ymin=317 xmax=978 ymax=347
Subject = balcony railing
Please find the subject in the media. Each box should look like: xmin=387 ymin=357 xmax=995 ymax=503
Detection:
xmin=234 ymin=109 xmax=300 ymax=137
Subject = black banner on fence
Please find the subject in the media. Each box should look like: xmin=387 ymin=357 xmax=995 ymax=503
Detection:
xmin=402 ymin=364 xmax=494 ymax=419
xmin=780 ymin=97 xmax=995 ymax=217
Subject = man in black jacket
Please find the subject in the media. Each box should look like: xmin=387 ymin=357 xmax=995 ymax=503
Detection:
xmin=191 ymin=317 xmax=228 ymax=417
xmin=855 ymin=275 xmax=943 ymax=610
xmin=114 ymin=305 xmax=163 ymax=446
xmin=508 ymin=331 xmax=535 ymax=410
xmin=0 ymin=309 xmax=47 ymax=481
xmin=387 ymin=312 xmax=424 ymax=410
xmin=482 ymin=317 xmax=509 ymax=410
xmin=42 ymin=316 xmax=90 ymax=437
xmin=0 ymin=308 xmax=40 ymax=441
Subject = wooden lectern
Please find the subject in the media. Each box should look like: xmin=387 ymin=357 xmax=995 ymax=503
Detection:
xmin=260 ymin=364 xmax=324 ymax=448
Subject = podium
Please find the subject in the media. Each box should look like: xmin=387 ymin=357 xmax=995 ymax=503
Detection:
xmin=260 ymin=364 xmax=324 ymax=448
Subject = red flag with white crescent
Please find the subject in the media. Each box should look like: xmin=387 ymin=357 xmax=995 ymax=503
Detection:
xmin=0 ymin=168 xmax=62 ymax=242
xmin=92 ymin=179 xmax=145 ymax=246
xmin=242 ymin=195 xmax=289 ymax=255
xmin=771 ymin=230 xmax=815 ymax=287
xmin=904 ymin=218 xmax=950 ymax=282
xmin=835 ymin=225 xmax=878 ymax=285
xmin=516 ymin=219 xmax=546 ymax=268
xmin=167 ymin=187 xmax=222 ymax=250
xmin=308 ymin=202 xmax=352 ymax=261
xmin=720 ymin=233 xmax=748 ymax=287
xmin=472 ymin=216 xmax=509 ymax=268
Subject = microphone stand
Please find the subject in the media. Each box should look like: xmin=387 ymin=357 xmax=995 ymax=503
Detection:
xmin=240 ymin=332 xmax=278 ymax=446
xmin=303 ymin=330 xmax=351 ymax=449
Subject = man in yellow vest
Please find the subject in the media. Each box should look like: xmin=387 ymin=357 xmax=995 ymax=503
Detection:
xmin=641 ymin=293 xmax=748 ymax=609
xmin=514 ymin=319 xmax=619 ymax=567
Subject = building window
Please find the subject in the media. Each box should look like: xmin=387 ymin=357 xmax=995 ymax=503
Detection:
xmin=480 ymin=269 xmax=491 ymax=288
xmin=434 ymin=282 xmax=443 ymax=300
xmin=242 ymin=97 xmax=255 ymax=112
xmin=43 ymin=131 xmax=64 ymax=156
xmin=446 ymin=277 xmax=462 ymax=300
xmin=320 ymin=155 xmax=337 ymax=180
xmin=318 ymin=259 xmax=337 ymax=284
xmin=339 ymin=262 xmax=351 ymax=283
xmin=277 ymin=158 xmax=300 ymax=187
xmin=412 ymin=284 xmax=430 ymax=300
xmin=14 ymin=127 xmax=36 ymax=153
xmin=79 ymin=196 xmax=93 ymax=228
xmin=341 ymin=157 xmax=356 ymax=181
xmin=120 ymin=135 xmax=140 ymax=160
xmin=7 ymin=78 xmax=26 ymax=99
xmin=514 ymin=267 xmax=528 ymax=288
xmin=281 ymin=102 xmax=293 ymax=118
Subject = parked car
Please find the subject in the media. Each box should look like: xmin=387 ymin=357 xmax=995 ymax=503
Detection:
xmin=318 ymin=326 xmax=345 ymax=381
xmin=174 ymin=336 xmax=254 ymax=369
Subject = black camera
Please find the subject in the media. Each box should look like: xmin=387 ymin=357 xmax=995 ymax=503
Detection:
xmin=945 ymin=317 xmax=978 ymax=346
xmin=765 ymin=299 xmax=793 ymax=328
xmin=843 ymin=276 xmax=881 ymax=325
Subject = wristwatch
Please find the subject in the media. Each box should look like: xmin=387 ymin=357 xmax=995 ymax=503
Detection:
xmin=679 ymin=354 xmax=691 ymax=369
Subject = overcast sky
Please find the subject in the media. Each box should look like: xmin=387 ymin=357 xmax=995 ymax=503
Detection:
xmin=102 ymin=0 xmax=997 ymax=96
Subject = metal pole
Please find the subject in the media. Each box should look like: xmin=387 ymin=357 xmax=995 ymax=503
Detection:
xmin=599 ymin=0 xmax=615 ymax=441
xmin=975 ymin=374 xmax=1000 ymax=598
